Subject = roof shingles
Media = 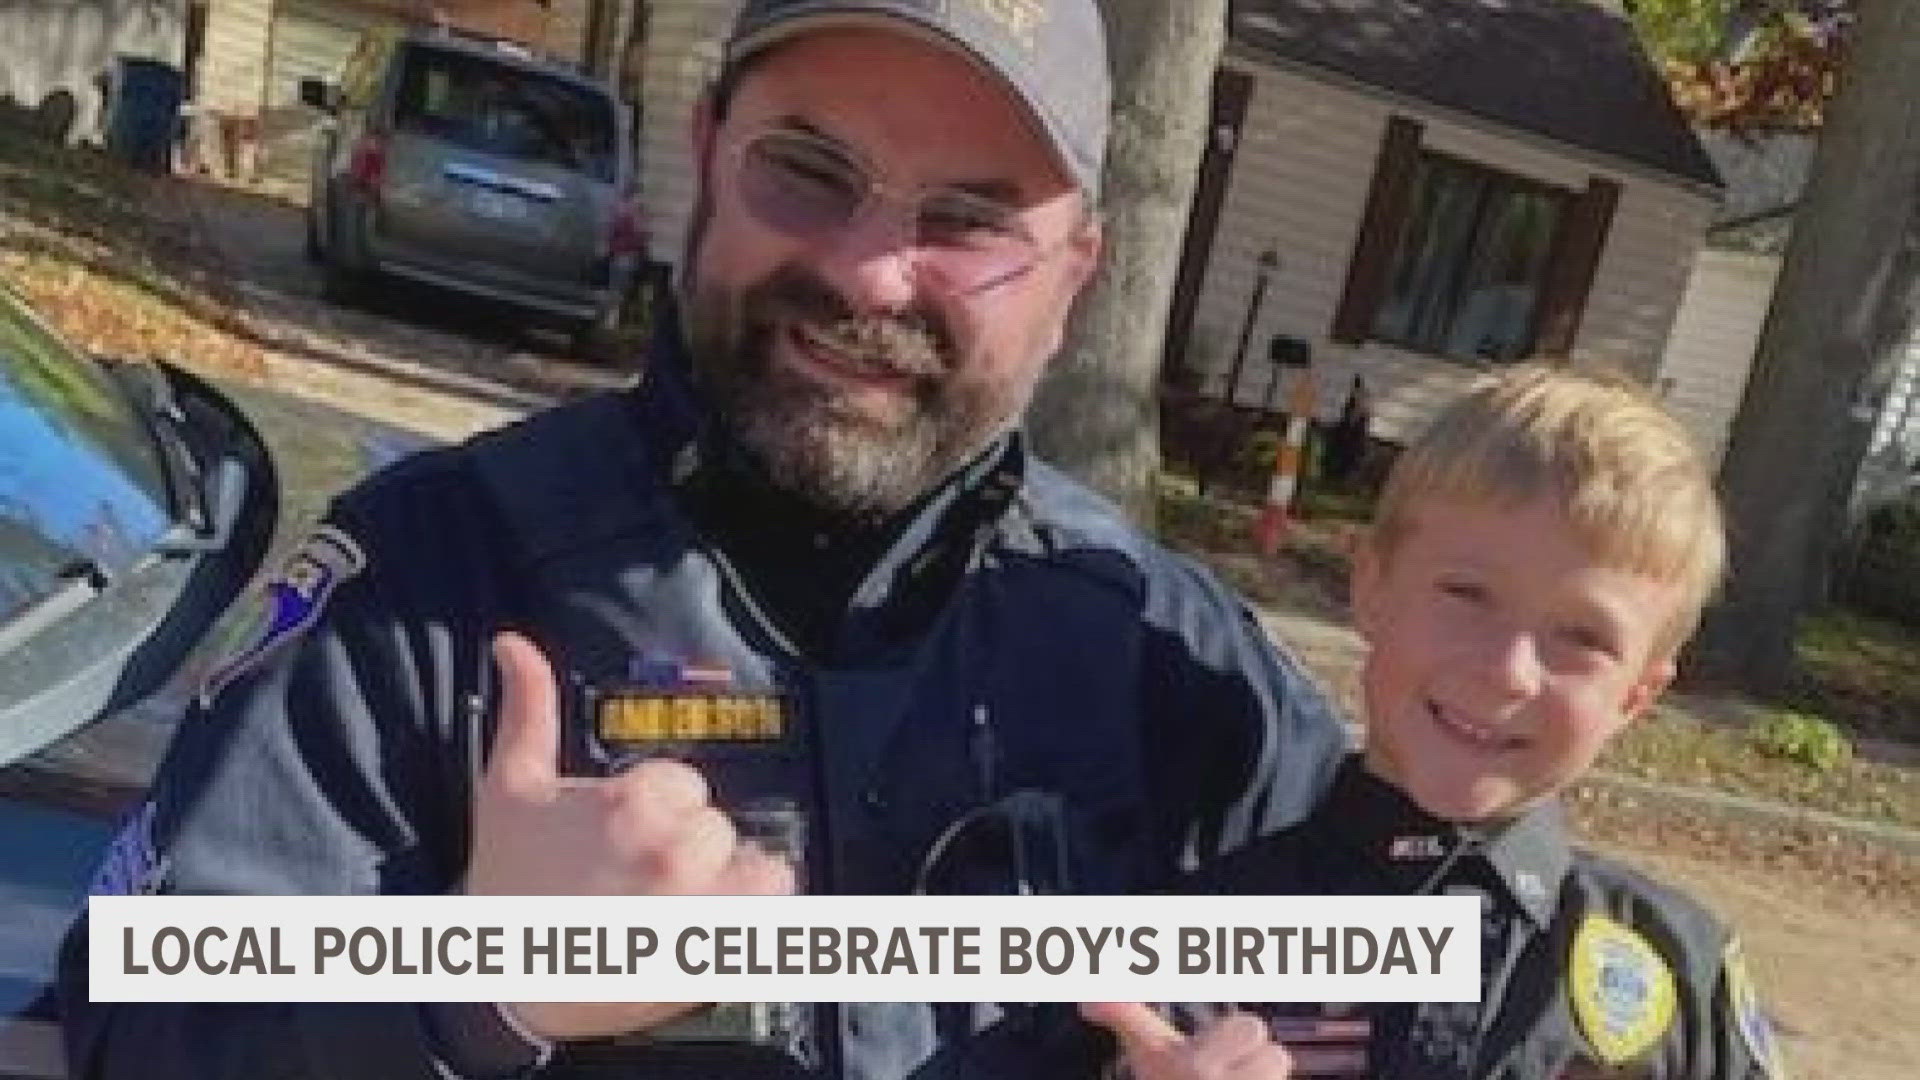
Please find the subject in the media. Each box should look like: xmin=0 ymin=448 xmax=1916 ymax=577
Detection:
xmin=1231 ymin=0 xmax=1722 ymax=189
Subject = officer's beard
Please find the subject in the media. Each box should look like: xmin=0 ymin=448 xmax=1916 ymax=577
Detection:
xmin=683 ymin=262 xmax=1016 ymax=524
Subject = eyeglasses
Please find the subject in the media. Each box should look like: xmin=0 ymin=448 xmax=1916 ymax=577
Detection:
xmin=731 ymin=127 xmax=1052 ymax=296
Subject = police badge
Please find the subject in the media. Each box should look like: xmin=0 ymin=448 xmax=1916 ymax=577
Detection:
xmin=1568 ymin=912 xmax=1677 ymax=1067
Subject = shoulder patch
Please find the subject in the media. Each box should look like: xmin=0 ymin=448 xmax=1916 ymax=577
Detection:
xmin=1568 ymin=911 xmax=1677 ymax=1066
xmin=88 ymin=801 xmax=166 ymax=896
xmin=199 ymin=525 xmax=366 ymax=707
xmin=1725 ymin=938 xmax=1789 ymax=1078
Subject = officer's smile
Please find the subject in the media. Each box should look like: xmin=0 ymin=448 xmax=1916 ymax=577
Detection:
xmin=781 ymin=320 xmax=922 ymax=398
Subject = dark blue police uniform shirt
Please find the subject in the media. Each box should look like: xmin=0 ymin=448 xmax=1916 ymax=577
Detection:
xmin=58 ymin=305 xmax=1345 ymax=1080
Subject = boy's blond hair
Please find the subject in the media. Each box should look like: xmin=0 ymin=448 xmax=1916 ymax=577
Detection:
xmin=1369 ymin=364 xmax=1725 ymax=657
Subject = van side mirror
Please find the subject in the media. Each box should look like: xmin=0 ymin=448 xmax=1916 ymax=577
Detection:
xmin=298 ymin=78 xmax=338 ymax=113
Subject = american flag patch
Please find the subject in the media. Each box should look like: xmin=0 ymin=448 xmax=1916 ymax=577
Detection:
xmin=678 ymin=663 xmax=734 ymax=685
xmin=627 ymin=651 xmax=735 ymax=690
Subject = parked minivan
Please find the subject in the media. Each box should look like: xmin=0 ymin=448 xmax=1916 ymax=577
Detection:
xmin=300 ymin=24 xmax=642 ymax=354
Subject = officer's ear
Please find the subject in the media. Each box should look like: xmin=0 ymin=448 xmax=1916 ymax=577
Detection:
xmin=683 ymin=88 xmax=727 ymax=273
xmin=1061 ymin=203 xmax=1102 ymax=296
xmin=691 ymin=91 xmax=719 ymax=174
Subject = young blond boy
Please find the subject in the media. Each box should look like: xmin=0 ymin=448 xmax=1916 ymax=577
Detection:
xmin=1087 ymin=365 xmax=1787 ymax=1079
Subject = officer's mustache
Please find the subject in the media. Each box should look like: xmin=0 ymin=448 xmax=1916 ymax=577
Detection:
xmin=746 ymin=264 xmax=954 ymax=380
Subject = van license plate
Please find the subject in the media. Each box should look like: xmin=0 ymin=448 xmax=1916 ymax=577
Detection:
xmin=468 ymin=189 xmax=528 ymax=222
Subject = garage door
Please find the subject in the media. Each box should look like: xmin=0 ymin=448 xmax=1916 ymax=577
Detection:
xmin=259 ymin=0 xmax=388 ymax=185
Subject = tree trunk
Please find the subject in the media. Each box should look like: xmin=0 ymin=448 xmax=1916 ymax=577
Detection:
xmin=1026 ymin=0 xmax=1228 ymax=525
xmin=1689 ymin=0 xmax=1920 ymax=691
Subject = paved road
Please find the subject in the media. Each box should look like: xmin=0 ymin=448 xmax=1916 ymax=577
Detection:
xmin=166 ymin=178 xmax=629 ymax=442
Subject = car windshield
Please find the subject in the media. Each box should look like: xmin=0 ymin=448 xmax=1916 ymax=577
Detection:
xmin=392 ymin=44 xmax=618 ymax=182
xmin=0 ymin=294 xmax=173 ymax=627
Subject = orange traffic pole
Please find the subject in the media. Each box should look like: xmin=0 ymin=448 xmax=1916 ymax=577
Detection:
xmin=1255 ymin=369 xmax=1316 ymax=556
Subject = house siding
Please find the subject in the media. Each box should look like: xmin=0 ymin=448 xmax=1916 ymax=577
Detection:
xmin=1654 ymin=248 xmax=1779 ymax=464
xmin=1854 ymin=333 xmax=1920 ymax=511
xmin=1659 ymin=243 xmax=1920 ymax=511
xmin=537 ymin=0 xmax=594 ymax=63
xmin=259 ymin=0 xmax=387 ymax=182
xmin=1184 ymin=58 xmax=1717 ymax=442
xmin=1871 ymin=344 xmax=1920 ymax=465
xmin=1581 ymin=178 xmax=1717 ymax=379
xmin=637 ymin=0 xmax=738 ymax=265
xmin=200 ymin=0 xmax=276 ymax=117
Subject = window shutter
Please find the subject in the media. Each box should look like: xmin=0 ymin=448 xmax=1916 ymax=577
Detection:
xmin=1330 ymin=115 xmax=1423 ymax=344
xmin=1533 ymin=177 xmax=1620 ymax=358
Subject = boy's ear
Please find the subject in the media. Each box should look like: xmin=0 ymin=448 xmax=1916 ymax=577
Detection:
xmin=1620 ymin=655 xmax=1677 ymax=724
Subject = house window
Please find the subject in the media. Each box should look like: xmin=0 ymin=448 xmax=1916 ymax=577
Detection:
xmin=1370 ymin=152 xmax=1567 ymax=362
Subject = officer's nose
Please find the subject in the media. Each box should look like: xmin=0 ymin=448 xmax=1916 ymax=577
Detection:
xmin=810 ymin=207 xmax=924 ymax=316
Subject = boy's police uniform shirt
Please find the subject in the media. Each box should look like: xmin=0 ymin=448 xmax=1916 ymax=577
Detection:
xmin=55 ymin=302 xmax=1347 ymax=1080
xmin=1181 ymin=756 xmax=1788 ymax=1080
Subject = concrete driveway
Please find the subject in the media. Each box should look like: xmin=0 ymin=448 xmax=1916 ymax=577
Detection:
xmin=161 ymin=177 xmax=636 ymax=444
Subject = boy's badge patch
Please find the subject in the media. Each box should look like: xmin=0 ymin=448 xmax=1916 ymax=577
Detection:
xmin=199 ymin=525 xmax=365 ymax=707
xmin=1568 ymin=912 xmax=1676 ymax=1065
xmin=1725 ymin=938 xmax=1788 ymax=1077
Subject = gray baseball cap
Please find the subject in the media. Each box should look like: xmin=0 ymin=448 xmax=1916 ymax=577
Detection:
xmin=724 ymin=0 xmax=1111 ymax=199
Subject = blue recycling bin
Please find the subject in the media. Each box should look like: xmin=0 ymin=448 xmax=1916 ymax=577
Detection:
xmin=107 ymin=57 xmax=186 ymax=174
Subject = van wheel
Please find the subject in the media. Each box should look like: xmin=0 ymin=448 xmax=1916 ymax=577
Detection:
xmin=320 ymin=255 xmax=368 ymax=305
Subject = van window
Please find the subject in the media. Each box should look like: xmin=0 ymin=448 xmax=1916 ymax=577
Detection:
xmin=391 ymin=45 xmax=617 ymax=181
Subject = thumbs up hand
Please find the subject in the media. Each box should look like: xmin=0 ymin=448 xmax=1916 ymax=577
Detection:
xmin=464 ymin=632 xmax=794 ymax=1039
xmin=1081 ymin=1003 xmax=1294 ymax=1080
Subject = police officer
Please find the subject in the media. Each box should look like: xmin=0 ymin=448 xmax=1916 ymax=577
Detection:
xmin=57 ymin=1 xmax=1346 ymax=1077
xmin=1173 ymin=754 xmax=1790 ymax=1079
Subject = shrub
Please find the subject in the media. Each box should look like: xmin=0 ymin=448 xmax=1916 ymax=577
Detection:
xmin=1750 ymin=709 xmax=1853 ymax=772
xmin=1238 ymin=429 xmax=1284 ymax=473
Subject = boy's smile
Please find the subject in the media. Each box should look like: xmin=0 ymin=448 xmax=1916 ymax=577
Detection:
xmin=1353 ymin=495 xmax=1683 ymax=822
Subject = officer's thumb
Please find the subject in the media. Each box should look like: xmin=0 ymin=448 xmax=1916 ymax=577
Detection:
xmin=1079 ymin=1002 xmax=1183 ymax=1058
xmin=487 ymin=631 xmax=562 ymax=791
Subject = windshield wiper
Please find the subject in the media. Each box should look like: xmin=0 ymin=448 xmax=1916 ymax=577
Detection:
xmin=0 ymin=558 xmax=112 ymax=654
